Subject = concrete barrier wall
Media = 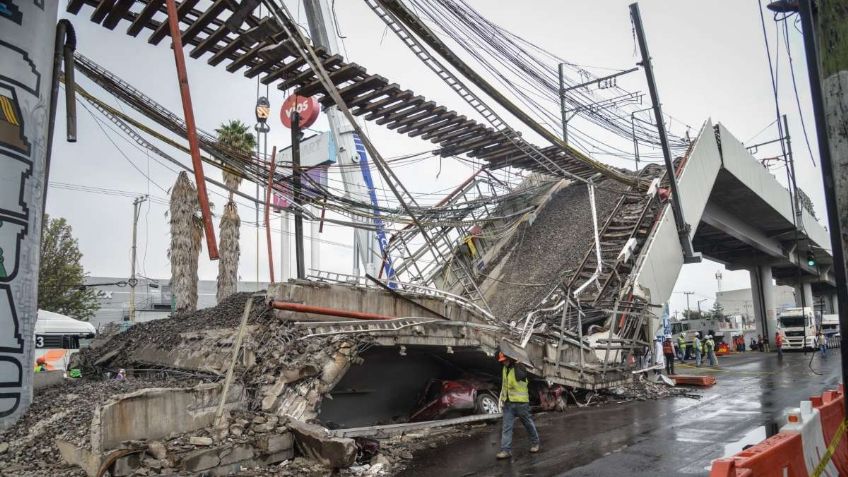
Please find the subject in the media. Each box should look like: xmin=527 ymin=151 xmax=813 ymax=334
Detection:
xmin=95 ymin=383 xmax=244 ymax=452
xmin=32 ymin=370 xmax=64 ymax=390
xmin=268 ymin=281 xmax=484 ymax=323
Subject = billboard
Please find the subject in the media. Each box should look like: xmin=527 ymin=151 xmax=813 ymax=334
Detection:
xmin=275 ymin=131 xmax=337 ymax=169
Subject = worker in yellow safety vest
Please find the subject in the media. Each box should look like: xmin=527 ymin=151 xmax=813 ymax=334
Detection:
xmin=496 ymin=351 xmax=540 ymax=459
xmin=33 ymin=357 xmax=46 ymax=373
xmin=676 ymin=334 xmax=686 ymax=361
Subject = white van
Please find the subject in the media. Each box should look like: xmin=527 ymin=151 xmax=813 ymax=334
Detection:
xmin=34 ymin=310 xmax=96 ymax=372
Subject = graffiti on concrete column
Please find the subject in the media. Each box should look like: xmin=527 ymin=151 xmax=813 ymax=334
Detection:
xmin=0 ymin=6 xmax=43 ymax=420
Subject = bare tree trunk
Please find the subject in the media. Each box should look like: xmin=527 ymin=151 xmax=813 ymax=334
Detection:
xmin=217 ymin=200 xmax=240 ymax=302
xmin=170 ymin=171 xmax=201 ymax=313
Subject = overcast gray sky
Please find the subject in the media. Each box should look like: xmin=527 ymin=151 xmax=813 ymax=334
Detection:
xmin=50 ymin=0 xmax=825 ymax=316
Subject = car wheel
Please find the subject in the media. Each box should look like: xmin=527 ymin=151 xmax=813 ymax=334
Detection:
xmin=476 ymin=393 xmax=499 ymax=414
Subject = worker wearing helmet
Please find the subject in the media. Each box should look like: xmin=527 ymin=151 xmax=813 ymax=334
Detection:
xmin=496 ymin=350 xmax=540 ymax=459
xmin=692 ymin=332 xmax=703 ymax=367
xmin=705 ymin=335 xmax=717 ymax=367
xmin=662 ymin=335 xmax=675 ymax=375
xmin=34 ymin=357 xmax=47 ymax=373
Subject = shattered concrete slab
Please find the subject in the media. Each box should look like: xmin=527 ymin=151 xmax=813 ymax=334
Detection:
xmin=289 ymin=419 xmax=357 ymax=468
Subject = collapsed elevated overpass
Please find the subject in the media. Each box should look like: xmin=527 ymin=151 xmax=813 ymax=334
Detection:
xmin=632 ymin=121 xmax=833 ymax=338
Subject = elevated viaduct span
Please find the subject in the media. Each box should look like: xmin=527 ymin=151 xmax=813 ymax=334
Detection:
xmin=633 ymin=121 xmax=834 ymax=338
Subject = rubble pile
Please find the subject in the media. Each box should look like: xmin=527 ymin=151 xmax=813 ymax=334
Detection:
xmin=75 ymin=292 xmax=268 ymax=371
xmin=0 ymin=377 xmax=187 ymax=477
xmin=485 ymin=179 xmax=630 ymax=321
xmin=604 ymin=375 xmax=698 ymax=402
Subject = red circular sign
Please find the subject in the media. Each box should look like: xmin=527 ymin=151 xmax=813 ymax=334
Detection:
xmin=280 ymin=95 xmax=320 ymax=129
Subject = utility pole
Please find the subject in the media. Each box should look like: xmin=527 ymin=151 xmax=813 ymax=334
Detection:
xmin=291 ymin=111 xmax=306 ymax=279
xmin=683 ymin=291 xmax=695 ymax=318
xmin=797 ymin=0 xmax=848 ymax=412
xmin=559 ymin=65 xmax=640 ymax=145
xmin=302 ymin=0 xmax=383 ymax=278
xmin=558 ymin=63 xmax=567 ymax=143
xmin=697 ymin=298 xmax=708 ymax=316
xmin=630 ymin=2 xmax=700 ymax=264
xmin=128 ymin=195 xmax=148 ymax=322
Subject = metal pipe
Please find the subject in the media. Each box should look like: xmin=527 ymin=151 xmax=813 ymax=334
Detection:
xmin=265 ymin=146 xmax=277 ymax=283
xmin=630 ymin=2 xmax=700 ymax=264
xmin=164 ymin=0 xmax=218 ymax=260
xmin=798 ymin=0 xmax=848 ymax=414
xmin=44 ymin=19 xmax=77 ymax=215
xmin=269 ymin=300 xmax=396 ymax=321
xmin=555 ymin=299 xmax=569 ymax=377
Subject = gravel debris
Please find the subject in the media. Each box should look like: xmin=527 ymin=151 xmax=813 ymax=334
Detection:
xmin=486 ymin=179 xmax=629 ymax=321
xmin=0 ymin=377 xmax=188 ymax=477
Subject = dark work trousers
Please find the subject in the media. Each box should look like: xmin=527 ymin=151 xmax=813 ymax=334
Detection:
xmin=664 ymin=353 xmax=675 ymax=375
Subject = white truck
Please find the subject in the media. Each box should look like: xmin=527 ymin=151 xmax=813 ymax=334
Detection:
xmin=777 ymin=307 xmax=816 ymax=350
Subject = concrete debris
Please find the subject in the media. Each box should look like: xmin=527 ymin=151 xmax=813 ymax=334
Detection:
xmin=0 ymin=378 xmax=187 ymax=477
xmin=288 ymin=419 xmax=357 ymax=468
xmin=188 ymin=436 xmax=213 ymax=446
xmin=485 ymin=179 xmax=630 ymax=322
xmin=604 ymin=375 xmax=695 ymax=402
xmin=78 ymin=292 xmax=268 ymax=371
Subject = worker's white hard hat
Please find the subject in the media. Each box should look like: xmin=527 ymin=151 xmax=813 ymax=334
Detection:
xmin=695 ymin=332 xmax=700 ymax=337
xmin=665 ymin=334 xmax=672 ymax=339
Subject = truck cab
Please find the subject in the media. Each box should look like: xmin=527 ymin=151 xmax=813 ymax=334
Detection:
xmin=821 ymin=314 xmax=840 ymax=348
xmin=777 ymin=307 xmax=816 ymax=350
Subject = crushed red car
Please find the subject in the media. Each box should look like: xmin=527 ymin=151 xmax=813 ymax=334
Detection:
xmin=410 ymin=378 xmax=499 ymax=422
xmin=409 ymin=377 xmax=566 ymax=422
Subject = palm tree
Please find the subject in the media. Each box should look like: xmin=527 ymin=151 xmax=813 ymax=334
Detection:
xmin=215 ymin=119 xmax=255 ymax=300
xmin=217 ymin=200 xmax=240 ymax=301
xmin=215 ymin=120 xmax=256 ymax=200
xmin=169 ymin=171 xmax=202 ymax=313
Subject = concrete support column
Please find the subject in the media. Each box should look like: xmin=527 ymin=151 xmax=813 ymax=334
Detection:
xmin=749 ymin=268 xmax=766 ymax=337
xmin=831 ymin=293 xmax=839 ymax=314
xmin=0 ymin=2 xmax=59 ymax=429
xmin=760 ymin=265 xmax=778 ymax=338
xmin=802 ymin=282 xmax=814 ymax=311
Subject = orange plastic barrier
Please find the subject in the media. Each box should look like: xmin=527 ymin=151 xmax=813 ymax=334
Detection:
xmin=670 ymin=375 xmax=716 ymax=387
xmin=810 ymin=387 xmax=848 ymax=475
xmin=710 ymin=432 xmax=808 ymax=477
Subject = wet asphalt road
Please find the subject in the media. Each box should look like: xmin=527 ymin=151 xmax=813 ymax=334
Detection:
xmin=399 ymin=350 xmax=842 ymax=477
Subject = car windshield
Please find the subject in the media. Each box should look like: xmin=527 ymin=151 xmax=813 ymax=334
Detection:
xmin=779 ymin=316 xmax=806 ymax=328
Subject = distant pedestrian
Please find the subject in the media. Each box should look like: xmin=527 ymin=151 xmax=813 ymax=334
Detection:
xmin=496 ymin=351 xmax=539 ymax=459
xmin=654 ymin=338 xmax=664 ymax=375
xmin=758 ymin=335 xmax=764 ymax=352
xmin=816 ymin=331 xmax=827 ymax=357
xmin=676 ymin=335 xmax=686 ymax=361
xmin=705 ymin=335 xmax=717 ymax=367
xmin=114 ymin=368 xmax=127 ymax=381
xmin=663 ymin=335 xmax=676 ymax=375
xmin=775 ymin=332 xmax=783 ymax=358
xmin=750 ymin=336 xmax=757 ymax=351
xmin=693 ymin=332 xmax=703 ymax=367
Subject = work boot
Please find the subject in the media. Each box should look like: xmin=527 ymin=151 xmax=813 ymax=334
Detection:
xmin=496 ymin=451 xmax=511 ymax=459
xmin=530 ymin=445 xmax=540 ymax=453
